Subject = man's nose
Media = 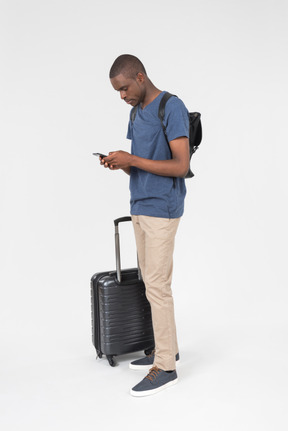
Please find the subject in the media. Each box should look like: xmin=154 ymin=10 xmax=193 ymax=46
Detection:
xmin=120 ymin=90 xmax=126 ymax=100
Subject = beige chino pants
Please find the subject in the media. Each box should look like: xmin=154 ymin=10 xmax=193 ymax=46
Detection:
xmin=132 ymin=215 xmax=180 ymax=371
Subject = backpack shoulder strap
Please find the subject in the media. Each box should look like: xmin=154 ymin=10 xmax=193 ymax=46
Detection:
xmin=130 ymin=106 xmax=138 ymax=123
xmin=158 ymin=92 xmax=176 ymax=130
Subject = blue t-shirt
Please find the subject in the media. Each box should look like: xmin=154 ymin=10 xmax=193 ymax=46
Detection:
xmin=126 ymin=91 xmax=189 ymax=219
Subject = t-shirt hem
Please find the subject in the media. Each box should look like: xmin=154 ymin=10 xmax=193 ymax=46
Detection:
xmin=130 ymin=207 xmax=184 ymax=219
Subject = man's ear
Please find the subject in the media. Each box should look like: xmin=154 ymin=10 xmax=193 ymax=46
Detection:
xmin=136 ymin=72 xmax=145 ymax=83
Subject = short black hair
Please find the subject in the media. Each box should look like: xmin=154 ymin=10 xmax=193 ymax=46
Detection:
xmin=109 ymin=54 xmax=147 ymax=79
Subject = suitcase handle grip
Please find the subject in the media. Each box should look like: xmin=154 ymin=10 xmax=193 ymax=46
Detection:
xmin=114 ymin=216 xmax=141 ymax=283
xmin=114 ymin=216 xmax=131 ymax=227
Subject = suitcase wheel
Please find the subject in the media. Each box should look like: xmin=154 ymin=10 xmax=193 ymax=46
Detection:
xmin=106 ymin=355 xmax=116 ymax=367
xmin=144 ymin=348 xmax=154 ymax=356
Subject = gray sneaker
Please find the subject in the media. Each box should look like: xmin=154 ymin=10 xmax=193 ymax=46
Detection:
xmin=129 ymin=350 xmax=180 ymax=370
xmin=130 ymin=366 xmax=178 ymax=397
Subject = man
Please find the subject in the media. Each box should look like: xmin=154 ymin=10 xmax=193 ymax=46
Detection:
xmin=101 ymin=54 xmax=190 ymax=397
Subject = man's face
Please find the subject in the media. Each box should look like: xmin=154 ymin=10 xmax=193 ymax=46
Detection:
xmin=110 ymin=73 xmax=145 ymax=107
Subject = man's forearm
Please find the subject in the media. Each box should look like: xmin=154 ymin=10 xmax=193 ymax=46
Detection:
xmin=130 ymin=155 xmax=188 ymax=178
xmin=103 ymin=139 xmax=189 ymax=178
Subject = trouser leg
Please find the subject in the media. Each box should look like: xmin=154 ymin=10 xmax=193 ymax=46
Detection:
xmin=132 ymin=215 xmax=180 ymax=371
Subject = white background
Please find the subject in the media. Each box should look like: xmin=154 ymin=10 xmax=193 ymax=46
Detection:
xmin=1 ymin=0 xmax=287 ymax=429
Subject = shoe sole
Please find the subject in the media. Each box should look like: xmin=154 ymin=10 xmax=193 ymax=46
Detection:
xmin=129 ymin=359 xmax=180 ymax=371
xmin=130 ymin=378 xmax=178 ymax=397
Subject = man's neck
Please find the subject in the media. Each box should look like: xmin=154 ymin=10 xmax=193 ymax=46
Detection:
xmin=141 ymin=83 xmax=161 ymax=109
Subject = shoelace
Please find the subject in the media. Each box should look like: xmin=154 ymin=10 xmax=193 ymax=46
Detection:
xmin=145 ymin=366 xmax=161 ymax=382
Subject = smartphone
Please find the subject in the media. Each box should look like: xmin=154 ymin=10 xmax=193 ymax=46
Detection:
xmin=93 ymin=152 xmax=107 ymax=158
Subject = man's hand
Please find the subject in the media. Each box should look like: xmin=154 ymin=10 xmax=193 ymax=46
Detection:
xmin=102 ymin=151 xmax=132 ymax=170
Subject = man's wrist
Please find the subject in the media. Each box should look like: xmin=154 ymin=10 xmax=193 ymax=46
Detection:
xmin=129 ymin=154 xmax=136 ymax=167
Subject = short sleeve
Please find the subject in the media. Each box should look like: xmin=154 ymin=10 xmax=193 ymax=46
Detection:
xmin=163 ymin=97 xmax=189 ymax=142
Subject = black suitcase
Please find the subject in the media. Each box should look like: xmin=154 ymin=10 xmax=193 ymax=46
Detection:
xmin=90 ymin=216 xmax=155 ymax=367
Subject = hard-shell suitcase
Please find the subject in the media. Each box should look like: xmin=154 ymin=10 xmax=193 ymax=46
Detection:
xmin=90 ymin=216 xmax=155 ymax=367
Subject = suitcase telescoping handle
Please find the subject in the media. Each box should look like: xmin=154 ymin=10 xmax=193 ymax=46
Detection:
xmin=114 ymin=217 xmax=141 ymax=283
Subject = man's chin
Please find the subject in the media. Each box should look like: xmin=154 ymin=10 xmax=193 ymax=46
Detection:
xmin=126 ymin=100 xmax=139 ymax=107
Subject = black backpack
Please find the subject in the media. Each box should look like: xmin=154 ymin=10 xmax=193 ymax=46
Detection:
xmin=131 ymin=92 xmax=202 ymax=178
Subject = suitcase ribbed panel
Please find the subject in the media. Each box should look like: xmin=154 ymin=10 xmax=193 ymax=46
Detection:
xmin=96 ymin=272 xmax=154 ymax=356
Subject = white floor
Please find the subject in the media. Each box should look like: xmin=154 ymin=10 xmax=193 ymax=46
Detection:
xmin=1 ymin=319 xmax=287 ymax=431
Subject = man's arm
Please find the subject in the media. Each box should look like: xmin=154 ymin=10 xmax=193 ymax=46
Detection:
xmin=102 ymin=136 xmax=189 ymax=178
